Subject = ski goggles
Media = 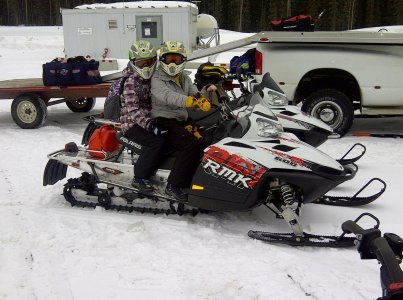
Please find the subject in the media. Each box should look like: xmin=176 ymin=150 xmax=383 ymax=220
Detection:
xmin=161 ymin=53 xmax=186 ymax=65
xmin=132 ymin=57 xmax=156 ymax=68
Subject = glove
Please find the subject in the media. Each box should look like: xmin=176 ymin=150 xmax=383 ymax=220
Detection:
xmin=149 ymin=121 xmax=168 ymax=136
xmin=184 ymin=125 xmax=202 ymax=139
xmin=185 ymin=95 xmax=211 ymax=112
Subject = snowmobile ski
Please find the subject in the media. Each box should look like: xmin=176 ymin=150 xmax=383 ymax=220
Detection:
xmin=336 ymin=143 xmax=366 ymax=166
xmin=314 ymin=178 xmax=386 ymax=207
xmin=352 ymin=132 xmax=403 ymax=138
xmin=247 ymin=230 xmax=356 ymax=247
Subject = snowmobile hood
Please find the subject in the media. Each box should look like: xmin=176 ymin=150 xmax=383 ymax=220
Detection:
xmin=215 ymin=133 xmax=344 ymax=174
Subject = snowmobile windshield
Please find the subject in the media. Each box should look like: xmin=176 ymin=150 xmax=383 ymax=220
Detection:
xmin=259 ymin=72 xmax=285 ymax=94
xmin=234 ymin=115 xmax=251 ymax=138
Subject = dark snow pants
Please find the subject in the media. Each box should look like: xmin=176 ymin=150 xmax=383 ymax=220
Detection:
xmin=155 ymin=117 xmax=206 ymax=187
xmin=124 ymin=124 xmax=165 ymax=179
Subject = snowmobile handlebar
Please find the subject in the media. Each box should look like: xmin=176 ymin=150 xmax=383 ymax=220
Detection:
xmin=340 ymin=213 xmax=403 ymax=299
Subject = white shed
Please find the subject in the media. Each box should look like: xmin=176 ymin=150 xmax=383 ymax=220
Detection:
xmin=61 ymin=1 xmax=201 ymax=59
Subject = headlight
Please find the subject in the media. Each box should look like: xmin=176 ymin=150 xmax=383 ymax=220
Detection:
xmin=256 ymin=118 xmax=283 ymax=137
xmin=264 ymin=90 xmax=288 ymax=106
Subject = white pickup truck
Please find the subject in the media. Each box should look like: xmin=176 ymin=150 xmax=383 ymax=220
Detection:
xmin=189 ymin=30 xmax=403 ymax=136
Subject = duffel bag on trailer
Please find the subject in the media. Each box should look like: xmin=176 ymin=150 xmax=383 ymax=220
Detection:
xmin=42 ymin=58 xmax=73 ymax=86
xmin=42 ymin=56 xmax=102 ymax=86
xmin=68 ymin=56 xmax=102 ymax=85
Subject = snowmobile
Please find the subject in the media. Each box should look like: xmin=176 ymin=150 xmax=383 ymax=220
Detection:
xmin=233 ymin=72 xmax=338 ymax=147
xmin=43 ymin=74 xmax=386 ymax=247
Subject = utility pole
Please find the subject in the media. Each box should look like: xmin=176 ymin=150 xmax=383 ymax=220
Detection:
xmin=349 ymin=0 xmax=355 ymax=30
xmin=238 ymin=0 xmax=243 ymax=32
xmin=49 ymin=0 xmax=52 ymax=25
xmin=6 ymin=0 xmax=10 ymax=24
xmin=25 ymin=0 xmax=28 ymax=24
xmin=287 ymin=0 xmax=291 ymax=17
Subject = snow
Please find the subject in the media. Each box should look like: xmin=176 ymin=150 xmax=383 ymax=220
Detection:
xmin=0 ymin=25 xmax=402 ymax=300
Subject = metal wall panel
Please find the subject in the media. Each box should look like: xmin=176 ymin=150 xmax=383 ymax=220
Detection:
xmin=62 ymin=7 xmax=198 ymax=59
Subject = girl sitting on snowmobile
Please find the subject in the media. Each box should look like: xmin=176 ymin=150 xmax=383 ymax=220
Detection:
xmin=150 ymin=40 xmax=216 ymax=201
xmin=120 ymin=40 xmax=167 ymax=193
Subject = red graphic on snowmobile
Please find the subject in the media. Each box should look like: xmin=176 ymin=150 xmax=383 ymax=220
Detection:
xmin=202 ymin=145 xmax=266 ymax=189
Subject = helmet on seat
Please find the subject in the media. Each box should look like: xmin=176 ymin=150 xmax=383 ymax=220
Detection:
xmin=129 ymin=40 xmax=157 ymax=79
xmin=159 ymin=41 xmax=187 ymax=76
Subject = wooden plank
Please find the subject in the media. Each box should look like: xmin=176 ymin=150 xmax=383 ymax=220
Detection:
xmin=0 ymin=78 xmax=111 ymax=100
xmin=0 ymin=78 xmax=44 ymax=89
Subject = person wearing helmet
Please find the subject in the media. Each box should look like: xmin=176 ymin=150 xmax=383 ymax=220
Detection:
xmin=120 ymin=40 xmax=167 ymax=193
xmin=150 ymin=41 xmax=216 ymax=201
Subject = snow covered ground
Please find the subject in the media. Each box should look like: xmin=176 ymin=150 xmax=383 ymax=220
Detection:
xmin=0 ymin=26 xmax=402 ymax=300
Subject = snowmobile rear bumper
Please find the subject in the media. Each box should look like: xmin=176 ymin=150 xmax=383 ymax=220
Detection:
xmin=43 ymin=157 xmax=68 ymax=186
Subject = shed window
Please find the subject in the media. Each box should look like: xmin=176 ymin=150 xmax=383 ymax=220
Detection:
xmin=108 ymin=20 xmax=118 ymax=29
xmin=141 ymin=22 xmax=157 ymax=38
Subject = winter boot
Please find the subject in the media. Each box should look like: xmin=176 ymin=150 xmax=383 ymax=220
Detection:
xmin=132 ymin=177 xmax=154 ymax=193
xmin=165 ymin=183 xmax=188 ymax=202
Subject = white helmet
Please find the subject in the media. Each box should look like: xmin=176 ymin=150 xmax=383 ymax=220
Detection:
xmin=159 ymin=41 xmax=187 ymax=76
xmin=129 ymin=40 xmax=157 ymax=79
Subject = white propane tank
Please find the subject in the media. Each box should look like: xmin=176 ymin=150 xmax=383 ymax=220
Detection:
xmin=197 ymin=14 xmax=219 ymax=39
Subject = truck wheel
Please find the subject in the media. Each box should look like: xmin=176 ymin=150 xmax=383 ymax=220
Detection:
xmin=301 ymin=89 xmax=354 ymax=136
xmin=66 ymin=97 xmax=96 ymax=112
xmin=11 ymin=94 xmax=47 ymax=129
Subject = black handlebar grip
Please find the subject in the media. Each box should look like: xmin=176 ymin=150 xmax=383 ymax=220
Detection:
xmin=342 ymin=220 xmax=365 ymax=235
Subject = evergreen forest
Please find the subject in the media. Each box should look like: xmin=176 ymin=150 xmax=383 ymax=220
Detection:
xmin=1 ymin=0 xmax=403 ymax=32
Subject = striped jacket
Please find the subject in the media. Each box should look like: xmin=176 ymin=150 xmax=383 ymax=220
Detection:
xmin=120 ymin=65 xmax=154 ymax=134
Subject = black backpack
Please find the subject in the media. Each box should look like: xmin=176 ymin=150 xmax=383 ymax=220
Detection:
xmin=103 ymin=76 xmax=128 ymax=121
xmin=194 ymin=62 xmax=228 ymax=90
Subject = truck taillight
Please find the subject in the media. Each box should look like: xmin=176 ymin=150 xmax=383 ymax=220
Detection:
xmin=255 ymin=49 xmax=263 ymax=75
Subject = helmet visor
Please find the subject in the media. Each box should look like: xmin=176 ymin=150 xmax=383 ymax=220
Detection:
xmin=162 ymin=53 xmax=186 ymax=65
xmin=133 ymin=57 xmax=156 ymax=68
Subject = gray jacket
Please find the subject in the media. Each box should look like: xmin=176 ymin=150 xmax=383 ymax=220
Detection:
xmin=151 ymin=68 xmax=199 ymax=121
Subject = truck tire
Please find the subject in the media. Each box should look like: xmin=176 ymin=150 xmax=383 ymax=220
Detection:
xmin=11 ymin=94 xmax=47 ymax=129
xmin=66 ymin=97 xmax=96 ymax=113
xmin=301 ymin=89 xmax=354 ymax=137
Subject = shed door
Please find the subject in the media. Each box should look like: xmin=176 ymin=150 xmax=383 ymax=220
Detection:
xmin=135 ymin=16 xmax=163 ymax=49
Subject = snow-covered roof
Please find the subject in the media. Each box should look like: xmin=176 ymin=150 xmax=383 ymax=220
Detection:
xmin=75 ymin=1 xmax=198 ymax=10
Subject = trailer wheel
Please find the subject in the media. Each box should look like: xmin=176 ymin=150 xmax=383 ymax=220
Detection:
xmin=301 ymin=89 xmax=354 ymax=137
xmin=11 ymin=94 xmax=47 ymax=129
xmin=66 ymin=97 xmax=96 ymax=113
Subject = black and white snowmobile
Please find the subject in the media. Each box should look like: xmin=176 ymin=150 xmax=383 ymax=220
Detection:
xmin=43 ymin=74 xmax=385 ymax=247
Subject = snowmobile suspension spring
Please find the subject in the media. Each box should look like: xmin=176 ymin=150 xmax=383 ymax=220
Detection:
xmin=280 ymin=184 xmax=295 ymax=205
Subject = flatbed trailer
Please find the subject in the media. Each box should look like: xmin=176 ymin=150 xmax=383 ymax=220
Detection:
xmin=0 ymin=78 xmax=112 ymax=129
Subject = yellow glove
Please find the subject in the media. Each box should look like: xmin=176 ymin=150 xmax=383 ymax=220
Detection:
xmin=185 ymin=95 xmax=211 ymax=112
xmin=184 ymin=125 xmax=203 ymax=139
